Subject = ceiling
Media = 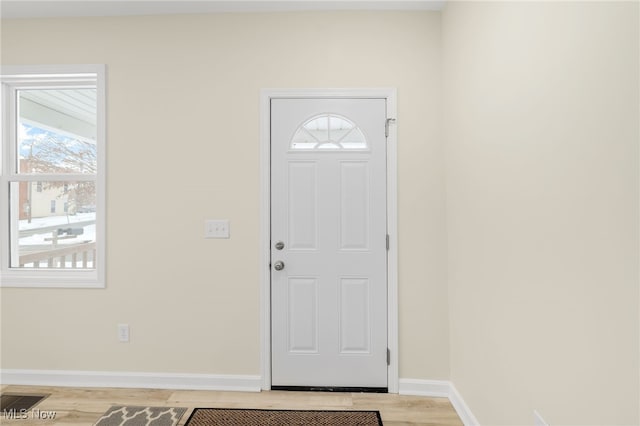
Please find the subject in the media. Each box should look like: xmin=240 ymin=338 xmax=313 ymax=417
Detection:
xmin=1 ymin=0 xmax=446 ymax=19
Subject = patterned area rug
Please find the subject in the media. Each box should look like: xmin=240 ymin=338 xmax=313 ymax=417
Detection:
xmin=185 ymin=408 xmax=383 ymax=425
xmin=1 ymin=393 xmax=49 ymax=411
xmin=94 ymin=406 xmax=187 ymax=426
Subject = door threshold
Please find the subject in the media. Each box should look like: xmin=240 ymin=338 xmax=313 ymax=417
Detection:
xmin=271 ymin=386 xmax=388 ymax=393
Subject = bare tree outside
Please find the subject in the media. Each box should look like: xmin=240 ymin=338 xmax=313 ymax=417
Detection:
xmin=19 ymin=123 xmax=97 ymax=220
xmin=12 ymin=86 xmax=99 ymax=269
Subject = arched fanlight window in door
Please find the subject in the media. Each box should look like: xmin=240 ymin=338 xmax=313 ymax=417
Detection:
xmin=290 ymin=114 xmax=368 ymax=151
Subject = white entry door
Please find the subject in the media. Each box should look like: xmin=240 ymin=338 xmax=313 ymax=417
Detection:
xmin=270 ymin=98 xmax=388 ymax=389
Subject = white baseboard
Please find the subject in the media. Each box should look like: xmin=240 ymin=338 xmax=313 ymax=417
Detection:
xmin=399 ymin=378 xmax=479 ymax=426
xmin=448 ymin=382 xmax=480 ymax=426
xmin=0 ymin=369 xmax=262 ymax=392
xmin=398 ymin=378 xmax=450 ymax=397
xmin=2 ymin=371 xmax=473 ymax=423
xmin=534 ymin=410 xmax=549 ymax=426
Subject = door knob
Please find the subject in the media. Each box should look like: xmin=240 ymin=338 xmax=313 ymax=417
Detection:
xmin=273 ymin=260 xmax=285 ymax=271
xmin=274 ymin=241 xmax=285 ymax=250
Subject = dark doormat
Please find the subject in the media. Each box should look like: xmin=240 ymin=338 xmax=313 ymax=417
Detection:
xmin=0 ymin=393 xmax=49 ymax=411
xmin=93 ymin=406 xmax=187 ymax=426
xmin=185 ymin=408 xmax=383 ymax=425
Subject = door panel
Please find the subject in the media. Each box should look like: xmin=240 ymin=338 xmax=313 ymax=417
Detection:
xmin=340 ymin=161 xmax=370 ymax=250
xmin=287 ymin=277 xmax=319 ymax=352
xmin=288 ymin=161 xmax=318 ymax=250
xmin=271 ymin=98 xmax=387 ymax=388
xmin=339 ymin=277 xmax=371 ymax=353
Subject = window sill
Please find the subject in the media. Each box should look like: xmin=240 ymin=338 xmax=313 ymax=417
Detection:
xmin=0 ymin=269 xmax=104 ymax=288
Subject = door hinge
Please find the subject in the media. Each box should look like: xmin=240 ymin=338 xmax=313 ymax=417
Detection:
xmin=386 ymin=234 xmax=390 ymax=251
xmin=385 ymin=118 xmax=396 ymax=138
xmin=387 ymin=348 xmax=391 ymax=366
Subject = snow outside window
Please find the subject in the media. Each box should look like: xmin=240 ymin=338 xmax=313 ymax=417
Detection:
xmin=0 ymin=65 xmax=106 ymax=288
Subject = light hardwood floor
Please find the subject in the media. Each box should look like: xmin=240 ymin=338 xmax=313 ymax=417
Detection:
xmin=1 ymin=384 xmax=463 ymax=426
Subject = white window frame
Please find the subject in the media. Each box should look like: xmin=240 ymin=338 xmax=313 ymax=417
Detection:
xmin=0 ymin=64 xmax=106 ymax=288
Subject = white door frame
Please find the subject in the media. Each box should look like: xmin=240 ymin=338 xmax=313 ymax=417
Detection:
xmin=259 ymin=88 xmax=398 ymax=393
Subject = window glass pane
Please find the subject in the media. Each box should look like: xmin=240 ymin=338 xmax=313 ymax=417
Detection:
xmin=10 ymin=181 xmax=97 ymax=269
xmin=340 ymin=128 xmax=368 ymax=150
xmin=291 ymin=128 xmax=318 ymax=150
xmin=328 ymin=115 xmax=354 ymax=141
xmin=318 ymin=142 xmax=341 ymax=150
xmin=291 ymin=114 xmax=368 ymax=151
xmin=303 ymin=116 xmax=330 ymax=142
xmin=18 ymin=89 xmax=97 ymax=174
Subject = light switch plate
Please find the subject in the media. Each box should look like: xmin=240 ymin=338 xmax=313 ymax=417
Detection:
xmin=205 ymin=220 xmax=230 ymax=239
xmin=117 ymin=324 xmax=129 ymax=343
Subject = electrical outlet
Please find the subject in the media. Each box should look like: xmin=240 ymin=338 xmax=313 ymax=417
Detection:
xmin=204 ymin=220 xmax=230 ymax=239
xmin=117 ymin=324 xmax=130 ymax=343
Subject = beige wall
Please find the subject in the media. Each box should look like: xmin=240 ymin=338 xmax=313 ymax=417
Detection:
xmin=443 ymin=2 xmax=639 ymax=425
xmin=0 ymin=12 xmax=449 ymax=380
xmin=3 ymin=5 xmax=638 ymax=424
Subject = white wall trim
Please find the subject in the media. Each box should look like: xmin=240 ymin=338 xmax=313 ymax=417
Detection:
xmin=0 ymin=369 xmax=261 ymax=392
xmin=2 ymin=371 xmax=474 ymax=422
xmin=449 ymin=382 xmax=480 ymax=426
xmin=398 ymin=378 xmax=450 ymax=398
xmin=0 ymin=64 xmax=106 ymax=289
xmin=259 ymin=88 xmax=399 ymax=392
xmin=1 ymin=1 xmax=447 ymax=20
xmin=399 ymin=379 xmax=480 ymax=426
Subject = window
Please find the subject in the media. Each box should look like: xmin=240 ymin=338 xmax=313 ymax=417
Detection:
xmin=1 ymin=65 xmax=106 ymax=288
xmin=290 ymin=114 xmax=368 ymax=151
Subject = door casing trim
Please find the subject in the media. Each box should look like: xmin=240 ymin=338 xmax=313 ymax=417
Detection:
xmin=259 ymin=88 xmax=398 ymax=393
